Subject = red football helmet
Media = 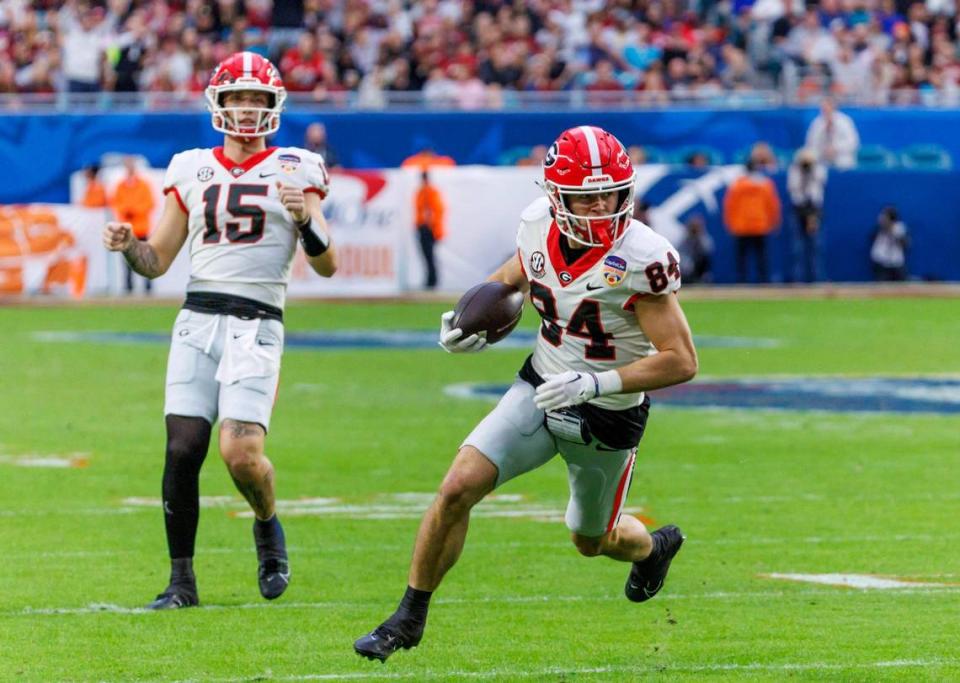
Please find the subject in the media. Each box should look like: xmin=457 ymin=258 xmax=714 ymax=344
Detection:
xmin=541 ymin=125 xmax=636 ymax=248
xmin=205 ymin=52 xmax=286 ymax=138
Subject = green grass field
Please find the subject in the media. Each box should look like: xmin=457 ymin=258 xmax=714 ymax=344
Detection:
xmin=0 ymin=296 xmax=958 ymax=682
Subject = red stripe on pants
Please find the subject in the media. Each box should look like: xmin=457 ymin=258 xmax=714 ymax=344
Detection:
xmin=605 ymin=452 xmax=636 ymax=533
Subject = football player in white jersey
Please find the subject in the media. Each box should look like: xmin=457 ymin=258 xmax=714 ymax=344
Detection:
xmin=355 ymin=126 xmax=698 ymax=662
xmin=102 ymin=52 xmax=336 ymax=609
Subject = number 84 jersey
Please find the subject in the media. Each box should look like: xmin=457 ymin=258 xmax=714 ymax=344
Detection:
xmin=163 ymin=146 xmax=329 ymax=310
xmin=516 ymin=198 xmax=682 ymax=411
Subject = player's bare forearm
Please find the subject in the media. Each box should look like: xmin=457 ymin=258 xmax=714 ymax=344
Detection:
xmin=111 ymin=193 xmax=188 ymax=277
xmin=615 ymin=347 xmax=698 ymax=394
xmin=123 ymin=240 xmax=163 ymax=279
xmin=487 ymin=253 xmax=530 ymax=292
xmin=307 ymin=245 xmax=337 ymax=278
xmin=618 ymin=292 xmax=698 ymax=392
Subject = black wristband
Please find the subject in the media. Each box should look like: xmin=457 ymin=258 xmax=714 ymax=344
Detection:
xmin=297 ymin=216 xmax=329 ymax=257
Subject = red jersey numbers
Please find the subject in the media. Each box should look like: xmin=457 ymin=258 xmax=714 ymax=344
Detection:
xmin=202 ymin=183 xmax=268 ymax=244
xmin=529 ymin=281 xmax=615 ymax=360
xmin=644 ymin=251 xmax=681 ymax=293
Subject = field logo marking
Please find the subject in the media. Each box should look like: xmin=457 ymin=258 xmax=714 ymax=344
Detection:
xmin=120 ymin=492 xmax=645 ymax=523
xmin=34 ymin=330 xmax=778 ymax=352
xmin=448 ymin=377 xmax=960 ymax=414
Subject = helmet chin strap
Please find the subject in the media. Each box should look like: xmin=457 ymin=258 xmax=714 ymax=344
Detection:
xmin=594 ymin=223 xmax=613 ymax=249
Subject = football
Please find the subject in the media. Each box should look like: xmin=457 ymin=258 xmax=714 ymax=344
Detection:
xmin=450 ymin=281 xmax=525 ymax=344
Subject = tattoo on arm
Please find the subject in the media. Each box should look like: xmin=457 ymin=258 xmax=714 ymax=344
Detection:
xmin=123 ymin=240 xmax=163 ymax=278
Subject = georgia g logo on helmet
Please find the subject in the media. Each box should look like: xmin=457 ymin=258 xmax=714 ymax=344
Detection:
xmin=540 ymin=125 xmax=636 ymax=249
xmin=543 ymin=142 xmax=558 ymax=168
xmin=205 ymin=52 xmax=287 ymax=138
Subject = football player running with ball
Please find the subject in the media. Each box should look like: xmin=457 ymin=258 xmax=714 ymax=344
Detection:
xmin=102 ymin=52 xmax=336 ymax=609
xmin=355 ymin=125 xmax=697 ymax=661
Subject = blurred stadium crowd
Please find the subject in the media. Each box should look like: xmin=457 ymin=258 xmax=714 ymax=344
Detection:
xmin=3 ymin=0 xmax=960 ymax=106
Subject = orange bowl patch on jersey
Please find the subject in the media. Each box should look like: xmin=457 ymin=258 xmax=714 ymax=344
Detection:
xmin=602 ymin=255 xmax=627 ymax=286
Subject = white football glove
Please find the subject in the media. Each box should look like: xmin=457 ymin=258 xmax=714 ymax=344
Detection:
xmin=534 ymin=370 xmax=623 ymax=411
xmin=438 ymin=310 xmax=487 ymax=353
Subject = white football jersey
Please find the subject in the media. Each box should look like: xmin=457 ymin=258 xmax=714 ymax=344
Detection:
xmin=163 ymin=146 xmax=329 ymax=309
xmin=517 ymin=198 xmax=682 ymax=410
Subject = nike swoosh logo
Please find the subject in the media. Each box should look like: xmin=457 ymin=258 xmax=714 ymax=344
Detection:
xmin=643 ymin=581 xmax=663 ymax=597
xmin=586 ymin=284 xmax=604 ymax=291
xmin=257 ymin=340 xmax=275 ymax=346
xmin=233 ymin=333 xmax=243 ymax=339
xmin=596 ymin=445 xmax=621 ymax=452
xmin=259 ymin=172 xmax=276 ymax=178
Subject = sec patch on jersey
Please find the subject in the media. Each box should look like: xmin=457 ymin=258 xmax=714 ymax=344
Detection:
xmin=451 ymin=282 xmax=524 ymax=344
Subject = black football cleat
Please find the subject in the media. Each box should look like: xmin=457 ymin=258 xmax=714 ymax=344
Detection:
xmin=254 ymin=517 xmax=290 ymax=600
xmin=625 ymin=524 xmax=685 ymax=603
xmin=354 ymin=622 xmax=423 ymax=663
xmin=147 ymin=582 xmax=199 ymax=610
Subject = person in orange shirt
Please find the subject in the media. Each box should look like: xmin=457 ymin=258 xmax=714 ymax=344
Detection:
xmin=401 ymin=147 xmax=457 ymax=170
xmin=414 ymin=169 xmax=445 ymax=289
xmin=722 ymin=158 xmax=781 ymax=283
xmin=111 ymin=157 xmax=157 ymax=293
xmin=80 ymin=165 xmax=108 ymax=208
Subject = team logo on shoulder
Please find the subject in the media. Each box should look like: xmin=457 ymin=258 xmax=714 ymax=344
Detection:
xmin=529 ymin=251 xmax=546 ymax=277
xmin=558 ymin=271 xmax=572 ymax=284
xmin=197 ymin=167 xmax=214 ymax=182
xmin=278 ymin=153 xmax=301 ymax=173
xmin=602 ymin=255 xmax=627 ymax=287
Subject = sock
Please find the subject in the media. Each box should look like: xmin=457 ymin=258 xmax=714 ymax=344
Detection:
xmin=395 ymin=585 xmax=432 ymax=625
xmin=162 ymin=416 xmax=212 ymax=559
xmin=254 ymin=514 xmax=284 ymax=545
xmin=639 ymin=528 xmax=663 ymax=565
xmin=170 ymin=557 xmax=195 ymax=586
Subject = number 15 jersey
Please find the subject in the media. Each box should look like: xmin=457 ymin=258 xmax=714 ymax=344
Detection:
xmin=163 ymin=146 xmax=329 ymax=310
xmin=516 ymin=197 xmax=682 ymax=411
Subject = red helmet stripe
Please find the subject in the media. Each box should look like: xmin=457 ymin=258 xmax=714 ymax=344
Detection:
xmin=577 ymin=125 xmax=603 ymax=176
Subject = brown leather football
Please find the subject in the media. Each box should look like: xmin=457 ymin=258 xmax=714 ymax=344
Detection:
xmin=450 ymin=282 xmax=524 ymax=344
